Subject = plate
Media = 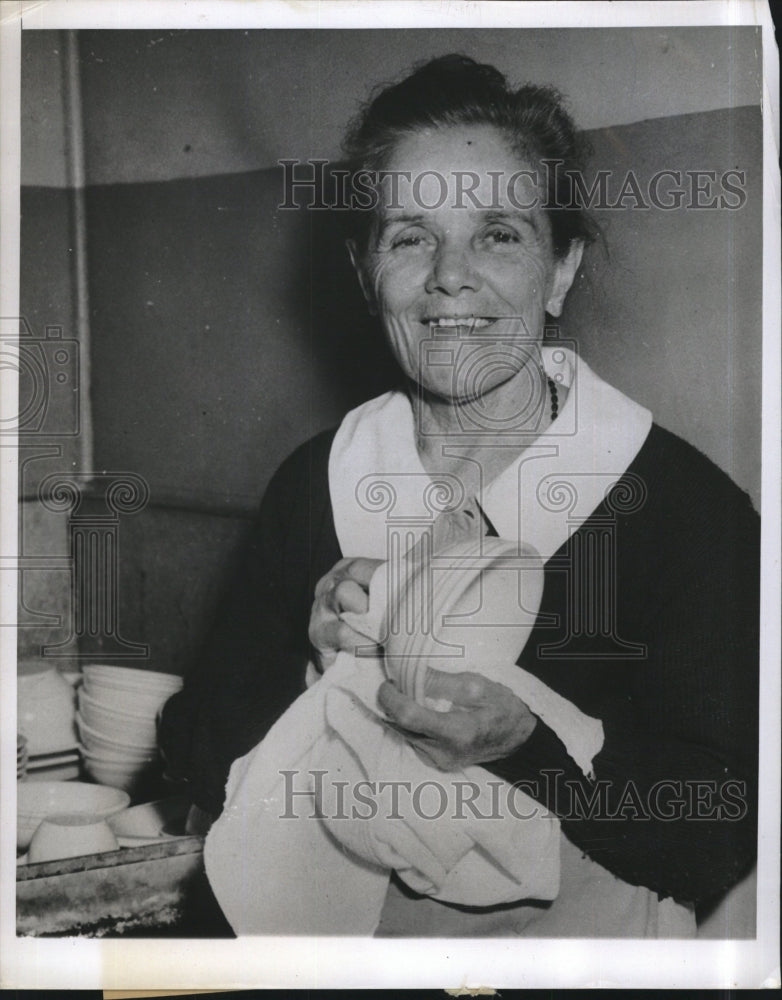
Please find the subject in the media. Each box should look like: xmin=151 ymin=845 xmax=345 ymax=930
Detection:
xmin=24 ymin=760 xmax=81 ymax=782
xmin=27 ymin=749 xmax=80 ymax=770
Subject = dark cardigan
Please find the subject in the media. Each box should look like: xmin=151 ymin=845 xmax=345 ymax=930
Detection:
xmin=159 ymin=422 xmax=759 ymax=907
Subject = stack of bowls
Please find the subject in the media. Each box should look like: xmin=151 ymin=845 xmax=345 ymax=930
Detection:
xmin=17 ymin=661 xmax=78 ymax=757
xmin=76 ymin=666 xmax=182 ymax=793
xmin=17 ymin=734 xmax=29 ymax=780
xmin=18 ymin=661 xmax=81 ymax=781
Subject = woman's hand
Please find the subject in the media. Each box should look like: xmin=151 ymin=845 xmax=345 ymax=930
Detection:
xmin=378 ymin=668 xmax=538 ymax=771
xmin=309 ymin=557 xmax=383 ymax=672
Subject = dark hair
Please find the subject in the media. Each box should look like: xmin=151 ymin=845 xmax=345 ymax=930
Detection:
xmin=343 ymin=53 xmax=596 ymax=258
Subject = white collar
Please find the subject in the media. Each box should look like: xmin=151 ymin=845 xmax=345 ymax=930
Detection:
xmin=328 ymin=346 xmax=652 ymax=561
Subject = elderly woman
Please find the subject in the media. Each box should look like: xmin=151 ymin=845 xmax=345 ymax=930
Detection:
xmin=160 ymin=55 xmax=758 ymax=937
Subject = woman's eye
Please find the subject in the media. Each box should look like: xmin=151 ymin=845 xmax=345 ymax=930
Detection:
xmin=483 ymin=227 xmax=520 ymax=246
xmin=391 ymin=231 xmax=430 ymax=249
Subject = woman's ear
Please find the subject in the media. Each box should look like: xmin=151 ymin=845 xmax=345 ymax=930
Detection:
xmin=545 ymin=240 xmax=585 ymax=318
xmin=346 ymin=239 xmax=377 ymax=316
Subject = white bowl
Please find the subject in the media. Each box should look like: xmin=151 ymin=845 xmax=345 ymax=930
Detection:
xmin=79 ymin=743 xmax=159 ymax=773
xmin=78 ymin=741 xmax=157 ymax=761
xmin=76 ymin=721 xmax=157 ymax=761
xmin=108 ymin=794 xmax=189 ymax=843
xmin=28 ymin=814 xmax=119 ymax=863
xmin=81 ymin=680 xmax=173 ymax=716
xmin=82 ymin=665 xmax=182 ymax=693
xmin=82 ymin=756 xmax=157 ymax=793
xmin=17 ymin=662 xmax=78 ymax=755
xmin=78 ymin=742 xmax=155 ymax=767
xmin=78 ymin=687 xmax=158 ymax=723
xmin=17 ymin=780 xmax=129 ymax=850
xmin=78 ymin=696 xmax=158 ymax=746
xmin=80 ymin=685 xmax=168 ymax=719
xmin=76 ymin=715 xmax=157 ymax=755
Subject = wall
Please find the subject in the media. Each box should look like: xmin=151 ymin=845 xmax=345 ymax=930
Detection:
xmin=18 ymin=31 xmax=84 ymax=661
xmin=563 ymin=108 xmax=762 ymax=499
xmin=75 ymin=27 xmax=762 ymax=182
xmin=20 ymin=28 xmax=69 ymax=187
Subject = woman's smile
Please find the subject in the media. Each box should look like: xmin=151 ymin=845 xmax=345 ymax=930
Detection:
xmin=422 ymin=317 xmax=496 ymax=329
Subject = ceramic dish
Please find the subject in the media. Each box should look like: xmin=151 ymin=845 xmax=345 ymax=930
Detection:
xmin=109 ymin=794 xmax=190 ymax=846
xmin=82 ymin=665 xmax=182 ymax=692
xmin=17 ymin=662 xmax=78 ymax=755
xmin=17 ymin=780 xmax=129 ymax=850
xmin=76 ymin=714 xmax=156 ymax=755
xmin=78 ymin=689 xmax=160 ymax=735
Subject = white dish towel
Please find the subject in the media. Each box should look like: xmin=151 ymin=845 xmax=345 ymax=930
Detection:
xmin=204 ymin=538 xmax=603 ymax=935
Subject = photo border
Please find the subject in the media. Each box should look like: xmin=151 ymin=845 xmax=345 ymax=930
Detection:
xmin=1 ymin=0 xmax=779 ymax=990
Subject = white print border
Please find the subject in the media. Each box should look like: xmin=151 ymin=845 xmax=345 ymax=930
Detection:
xmin=0 ymin=0 xmax=779 ymax=993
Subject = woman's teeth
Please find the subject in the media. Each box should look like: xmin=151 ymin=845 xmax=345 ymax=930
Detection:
xmin=427 ymin=317 xmax=494 ymax=328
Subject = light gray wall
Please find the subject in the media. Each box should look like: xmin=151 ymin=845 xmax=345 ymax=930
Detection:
xmin=67 ymin=27 xmax=763 ymax=184
xmin=21 ymin=30 xmax=70 ymax=187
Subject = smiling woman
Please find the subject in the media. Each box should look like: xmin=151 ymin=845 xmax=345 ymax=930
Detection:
xmin=347 ymin=124 xmax=583 ymax=453
xmin=158 ymin=54 xmax=759 ymax=939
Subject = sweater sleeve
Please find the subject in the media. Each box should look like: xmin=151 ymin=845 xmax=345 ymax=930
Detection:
xmin=487 ymin=501 xmax=759 ymax=907
xmin=158 ymin=432 xmax=338 ymax=816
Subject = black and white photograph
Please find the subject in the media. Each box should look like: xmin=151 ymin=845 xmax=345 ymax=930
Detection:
xmin=1 ymin=0 xmax=779 ymax=990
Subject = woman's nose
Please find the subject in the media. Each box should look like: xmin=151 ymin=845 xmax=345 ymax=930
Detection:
xmin=424 ymin=246 xmax=482 ymax=296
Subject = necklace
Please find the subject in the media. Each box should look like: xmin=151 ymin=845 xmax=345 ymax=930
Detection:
xmin=547 ymin=376 xmax=559 ymax=422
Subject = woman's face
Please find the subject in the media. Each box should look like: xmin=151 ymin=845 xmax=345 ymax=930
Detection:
xmin=350 ymin=124 xmax=583 ymax=405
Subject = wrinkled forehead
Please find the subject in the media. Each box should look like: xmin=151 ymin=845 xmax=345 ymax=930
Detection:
xmin=370 ymin=170 xmax=544 ymax=223
xmin=375 ymin=122 xmax=544 ymax=215
xmin=382 ymin=122 xmax=535 ymax=172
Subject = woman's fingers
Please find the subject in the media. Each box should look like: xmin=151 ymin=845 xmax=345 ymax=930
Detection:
xmin=345 ymin=557 xmax=384 ymax=589
xmin=314 ymin=558 xmax=382 ymax=608
xmin=310 ymin=618 xmax=375 ymax=660
xmin=379 ymin=682 xmax=479 ymax=770
xmin=423 ymin=668 xmax=490 ymax=706
xmin=309 ymin=557 xmax=384 ymax=670
xmin=378 ymin=680 xmax=468 ymax=741
xmin=313 ymin=557 xmax=353 ymax=598
xmin=378 ymin=674 xmax=538 ymax=769
xmin=314 ymin=556 xmax=380 ymax=592
xmin=332 ymin=579 xmax=369 ymax=615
